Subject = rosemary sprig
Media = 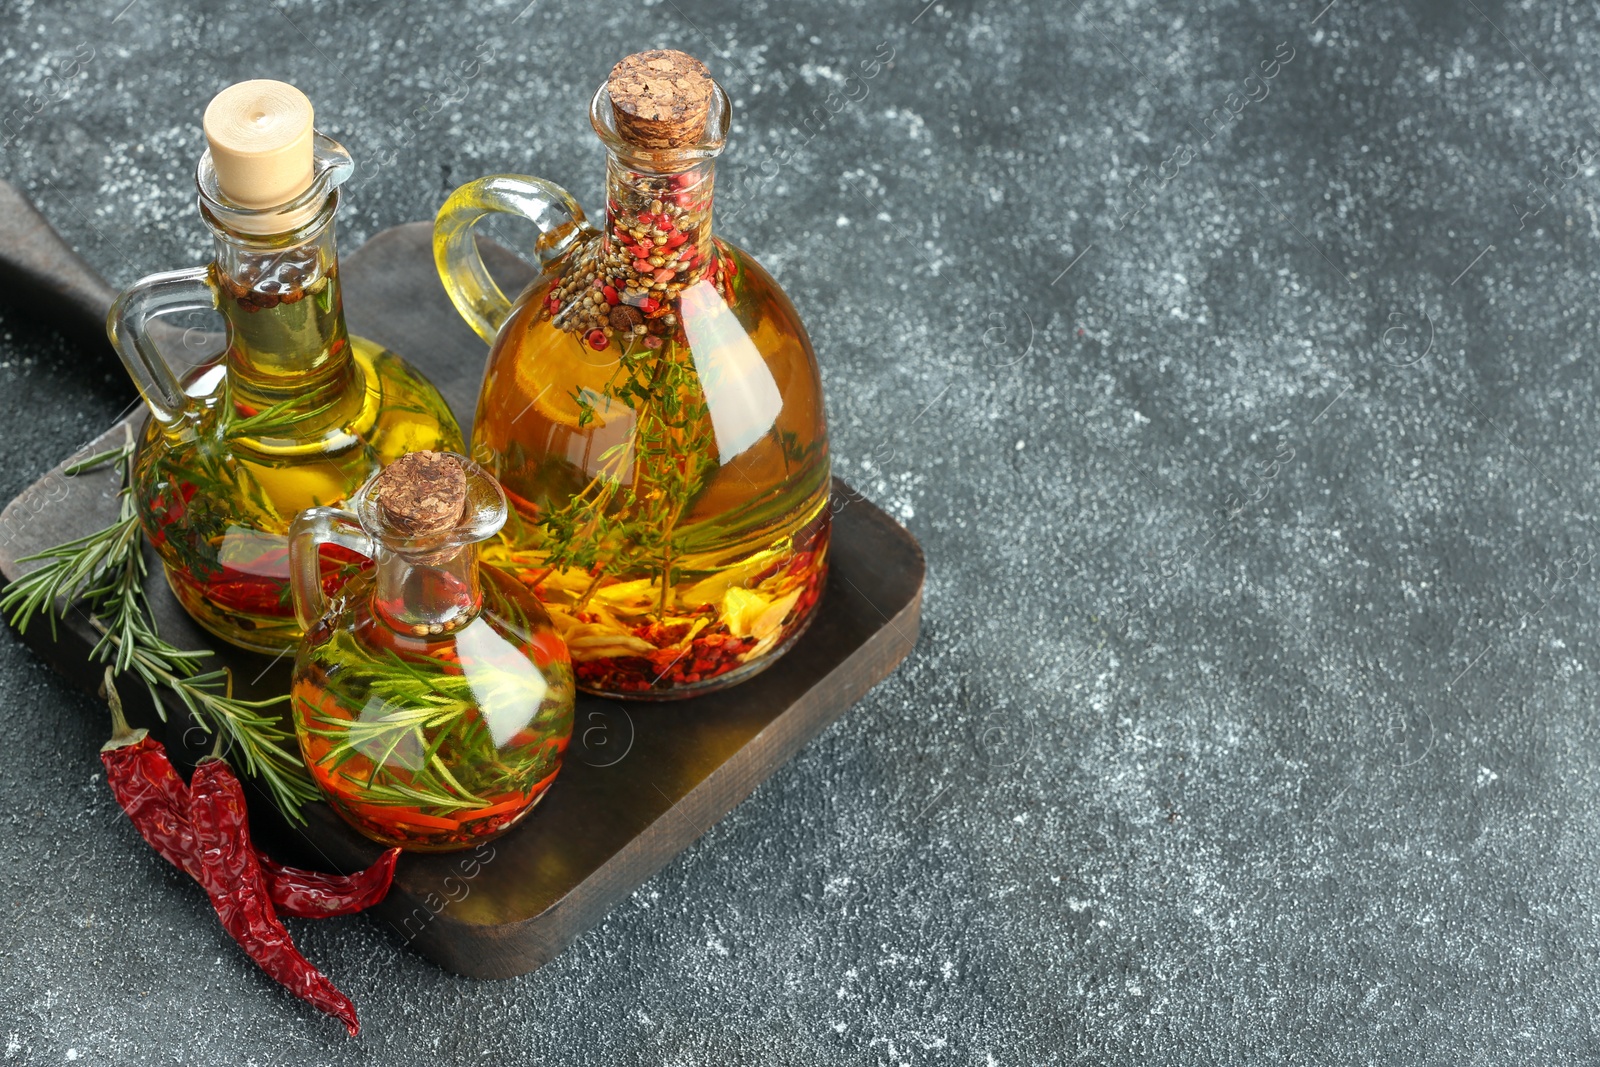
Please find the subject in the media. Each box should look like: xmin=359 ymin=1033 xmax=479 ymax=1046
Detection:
xmin=231 ymin=393 xmax=340 ymax=438
xmin=297 ymin=608 xmax=571 ymax=813
xmin=0 ymin=429 xmax=319 ymax=822
xmin=91 ymin=619 xmax=320 ymax=817
xmin=1 ymin=435 xmax=145 ymax=648
xmin=298 ymin=646 xmax=504 ymax=812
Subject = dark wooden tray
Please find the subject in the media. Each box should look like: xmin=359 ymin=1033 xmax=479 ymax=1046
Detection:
xmin=0 ymin=191 xmax=923 ymax=979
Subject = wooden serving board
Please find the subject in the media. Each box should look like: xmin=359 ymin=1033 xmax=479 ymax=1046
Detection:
xmin=0 ymin=187 xmax=923 ymax=980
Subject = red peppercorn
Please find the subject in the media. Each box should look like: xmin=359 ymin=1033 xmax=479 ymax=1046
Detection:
xmin=586 ymin=329 xmax=609 ymax=351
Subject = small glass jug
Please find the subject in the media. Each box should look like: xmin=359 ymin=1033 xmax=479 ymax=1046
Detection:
xmin=434 ymin=51 xmax=830 ymax=699
xmin=108 ymin=81 xmax=462 ymax=653
xmin=288 ymin=451 xmax=574 ymax=852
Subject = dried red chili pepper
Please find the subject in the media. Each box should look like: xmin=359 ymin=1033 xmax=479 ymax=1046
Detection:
xmin=258 ymin=849 xmax=399 ymax=918
xmin=98 ymin=673 xmax=398 ymax=918
xmin=189 ymin=756 xmax=360 ymax=1036
xmin=99 ymin=687 xmax=193 ymax=874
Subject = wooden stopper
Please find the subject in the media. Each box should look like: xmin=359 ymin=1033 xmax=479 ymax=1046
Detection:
xmin=202 ymin=80 xmax=316 ymax=208
xmin=373 ymin=452 xmax=467 ymax=537
xmin=607 ymin=50 xmax=713 ymax=149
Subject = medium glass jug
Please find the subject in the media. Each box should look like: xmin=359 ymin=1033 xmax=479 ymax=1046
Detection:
xmin=108 ymin=81 xmax=462 ymax=653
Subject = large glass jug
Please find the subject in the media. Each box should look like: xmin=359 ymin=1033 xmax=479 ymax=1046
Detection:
xmin=434 ymin=51 xmax=829 ymax=698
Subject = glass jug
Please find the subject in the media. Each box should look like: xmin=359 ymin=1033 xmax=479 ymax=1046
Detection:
xmin=108 ymin=81 xmax=462 ymax=653
xmin=434 ymin=50 xmax=830 ymax=699
xmin=288 ymin=451 xmax=575 ymax=852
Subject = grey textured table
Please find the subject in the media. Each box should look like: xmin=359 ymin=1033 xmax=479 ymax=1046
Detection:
xmin=1 ymin=0 xmax=1596 ymax=1063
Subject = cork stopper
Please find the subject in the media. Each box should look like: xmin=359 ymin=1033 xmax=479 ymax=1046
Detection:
xmin=607 ymin=50 xmax=714 ymax=149
xmin=202 ymin=80 xmax=316 ymax=209
xmin=372 ymin=452 xmax=468 ymax=537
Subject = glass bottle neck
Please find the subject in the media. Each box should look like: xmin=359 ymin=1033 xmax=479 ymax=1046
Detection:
xmin=372 ymin=540 xmax=484 ymax=637
xmin=601 ymin=154 xmax=716 ymax=298
xmin=206 ymin=197 xmax=356 ymax=419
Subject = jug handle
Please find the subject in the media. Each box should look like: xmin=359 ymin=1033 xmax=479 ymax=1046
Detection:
xmin=289 ymin=506 xmax=374 ymax=632
xmin=105 ymin=267 xmax=220 ymax=423
xmin=433 ymin=175 xmax=588 ymax=345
